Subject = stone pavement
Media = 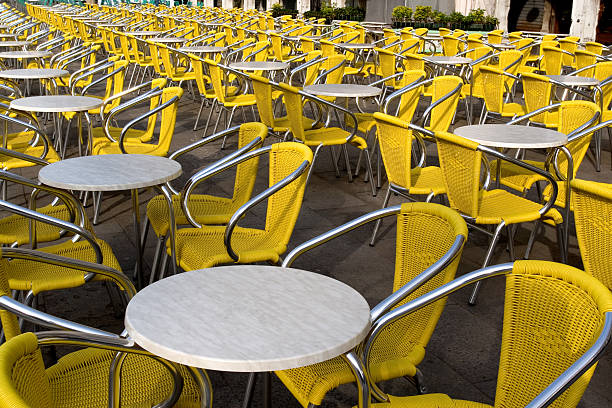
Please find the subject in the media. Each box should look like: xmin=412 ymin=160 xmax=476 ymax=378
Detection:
xmin=6 ymin=83 xmax=612 ymax=408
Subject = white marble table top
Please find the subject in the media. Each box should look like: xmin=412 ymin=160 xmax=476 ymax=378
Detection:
xmin=96 ymin=23 xmax=125 ymax=28
xmin=152 ymin=37 xmax=187 ymax=43
xmin=0 ymin=68 xmax=68 ymax=79
xmin=0 ymin=33 xmax=17 ymax=38
xmin=303 ymin=83 xmax=382 ymax=98
xmin=125 ymin=265 xmax=371 ymax=371
xmin=39 ymin=154 xmax=182 ymax=191
xmin=337 ymin=42 xmax=375 ymax=49
xmin=546 ymin=74 xmax=599 ymax=86
xmin=487 ymin=42 xmax=515 ymax=49
xmin=0 ymin=50 xmax=51 ymax=59
xmin=455 ymin=124 xmax=567 ymax=149
xmin=178 ymin=45 xmax=227 ymax=53
xmin=11 ymin=95 xmax=102 ymax=113
xmin=424 ymin=55 xmax=472 ymax=64
xmin=0 ymin=41 xmax=30 ymax=47
xmin=229 ymin=61 xmax=289 ymax=71
xmin=125 ymin=30 xmax=162 ymax=36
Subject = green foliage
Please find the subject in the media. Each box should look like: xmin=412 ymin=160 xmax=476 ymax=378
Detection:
xmin=413 ymin=5 xmax=432 ymax=22
xmin=306 ymin=5 xmax=365 ymax=23
xmin=484 ymin=15 xmax=499 ymax=27
xmin=466 ymin=8 xmax=485 ymax=24
xmin=432 ymin=10 xmax=448 ymax=24
xmin=447 ymin=11 xmax=465 ymax=25
xmin=392 ymin=6 xmax=412 ymax=20
xmin=271 ymin=3 xmax=298 ymax=17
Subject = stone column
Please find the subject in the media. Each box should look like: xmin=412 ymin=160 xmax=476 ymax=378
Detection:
xmin=267 ymin=0 xmax=280 ymax=9
xmin=297 ymin=0 xmax=309 ymax=14
xmin=202 ymin=0 xmax=214 ymax=6
xmin=570 ymin=0 xmax=600 ymax=42
xmin=243 ymin=0 xmax=255 ymax=9
xmin=222 ymin=0 xmax=233 ymax=8
xmin=334 ymin=0 xmax=345 ymax=6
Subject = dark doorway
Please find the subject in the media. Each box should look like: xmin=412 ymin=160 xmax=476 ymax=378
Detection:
xmin=597 ymin=1 xmax=612 ymax=43
xmin=283 ymin=0 xmax=296 ymax=9
xmin=310 ymin=0 xmax=321 ymax=10
xmin=255 ymin=0 xmax=266 ymax=9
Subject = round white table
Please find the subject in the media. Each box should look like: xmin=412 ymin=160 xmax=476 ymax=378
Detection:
xmin=454 ymin=124 xmax=567 ymax=149
xmin=337 ymin=42 xmax=375 ymax=49
xmin=0 ymin=33 xmax=17 ymax=39
xmin=178 ymin=45 xmax=227 ymax=54
xmin=0 ymin=41 xmax=30 ymax=48
xmin=152 ymin=37 xmax=187 ymax=44
xmin=39 ymin=154 xmax=182 ymax=288
xmin=545 ymin=74 xmax=599 ymax=87
xmin=424 ymin=55 xmax=472 ymax=65
xmin=0 ymin=68 xmax=68 ymax=80
xmin=229 ymin=61 xmax=289 ymax=71
xmin=125 ymin=30 xmax=162 ymax=36
xmin=303 ymin=83 xmax=382 ymax=98
xmin=10 ymin=95 xmax=102 ymax=113
xmin=0 ymin=50 xmax=51 ymax=59
xmin=125 ymin=265 xmax=371 ymax=408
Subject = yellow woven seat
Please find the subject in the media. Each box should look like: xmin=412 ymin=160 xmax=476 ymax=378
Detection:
xmin=302 ymin=127 xmax=368 ymax=149
xmin=479 ymin=66 xmax=525 ymax=123
xmin=361 ymin=260 xmax=612 ymax=408
xmin=0 ymin=204 xmax=70 ymax=246
xmin=167 ymin=142 xmax=312 ymax=272
xmin=277 ymin=202 xmax=467 ymax=407
xmin=571 ymin=179 xmax=612 ymax=290
xmin=475 ymin=189 xmax=562 ymax=225
xmin=7 ymin=238 xmax=120 ymax=295
xmin=0 ymin=145 xmax=60 ymax=170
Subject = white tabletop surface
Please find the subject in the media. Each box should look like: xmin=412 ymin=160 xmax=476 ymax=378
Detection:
xmin=424 ymin=55 xmax=472 ymax=64
xmin=337 ymin=42 xmax=375 ymax=49
xmin=125 ymin=30 xmax=162 ymax=35
xmin=229 ymin=61 xmax=289 ymax=71
xmin=152 ymin=37 xmax=187 ymax=43
xmin=0 ymin=33 xmax=17 ymax=38
xmin=303 ymin=83 xmax=382 ymax=98
xmin=0 ymin=68 xmax=68 ymax=79
xmin=39 ymin=154 xmax=182 ymax=191
xmin=0 ymin=41 xmax=30 ymax=47
xmin=455 ymin=124 xmax=568 ymax=149
xmin=546 ymin=74 xmax=599 ymax=86
xmin=11 ymin=95 xmax=102 ymax=113
xmin=0 ymin=50 xmax=51 ymax=59
xmin=178 ymin=45 xmax=227 ymax=53
xmin=125 ymin=265 xmax=371 ymax=371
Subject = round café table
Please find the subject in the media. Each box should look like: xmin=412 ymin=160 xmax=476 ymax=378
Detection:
xmin=0 ymin=68 xmax=68 ymax=95
xmin=303 ymin=83 xmax=382 ymax=98
xmin=38 ymin=154 xmax=182 ymax=289
xmin=337 ymin=42 xmax=375 ymax=50
xmin=229 ymin=61 xmax=289 ymax=72
xmin=0 ymin=33 xmax=17 ymax=39
xmin=423 ymin=55 xmax=472 ymax=65
xmin=545 ymin=74 xmax=599 ymax=87
xmin=125 ymin=265 xmax=371 ymax=408
xmin=455 ymin=123 xmax=572 ymax=257
xmin=0 ymin=41 xmax=31 ymax=48
xmin=11 ymin=95 xmax=102 ymax=157
xmin=124 ymin=30 xmax=162 ymax=36
xmin=178 ymin=45 xmax=227 ymax=54
xmin=152 ymin=37 xmax=187 ymax=44
xmin=0 ymin=50 xmax=52 ymax=69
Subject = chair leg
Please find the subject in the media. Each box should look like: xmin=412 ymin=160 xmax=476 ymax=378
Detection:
xmin=92 ymin=191 xmax=103 ymax=225
xmin=608 ymin=127 xmax=612 ymax=170
xmin=363 ymin=148 xmax=376 ymax=197
xmin=556 ymin=224 xmax=567 ymax=264
xmin=304 ymin=144 xmax=323 ymax=189
xmin=342 ymin=145 xmax=353 ymax=182
xmin=149 ymin=236 xmax=165 ymax=285
xmin=193 ymin=97 xmax=205 ymax=131
xmin=220 ymin=107 xmax=237 ymax=149
xmin=524 ymin=219 xmax=542 ymax=260
xmin=468 ymin=221 xmax=505 ymax=306
xmin=369 ymin=186 xmax=392 ymax=246
xmin=242 ymin=373 xmax=257 ymax=408
xmin=595 ymin=129 xmax=601 ymax=172
xmin=202 ymin=99 xmax=217 ymax=138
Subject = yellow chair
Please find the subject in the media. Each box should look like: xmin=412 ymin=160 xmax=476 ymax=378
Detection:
xmin=558 ymin=37 xmax=578 ymax=68
xmin=366 ymin=260 xmax=612 ymax=408
xmin=369 ymin=113 xmax=447 ymax=245
xmin=479 ymin=65 xmax=526 ymax=123
xmin=421 ymin=75 xmax=463 ymax=132
xmin=585 ymin=41 xmax=604 ymax=55
xmin=145 ymin=122 xmax=268 ymax=283
xmin=441 ymin=35 xmax=461 ymax=56
xmin=93 ymin=86 xmax=183 ymax=156
xmin=168 ymin=142 xmax=312 ymax=272
xmin=276 ymin=81 xmax=376 ymax=196
xmin=276 ymin=202 xmax=468 ymax=408
xmin=432 ymin=131 xmax=563 ymax=305
xmin=541 ymin=45 xmax=571 ymax=75
xmin=0 ymin=248 xmax=206 ymax=408
xmin=521 ymin=72 xmax=559 ymax=127
xmin=158 ymin=43 xmax=196 ymax=84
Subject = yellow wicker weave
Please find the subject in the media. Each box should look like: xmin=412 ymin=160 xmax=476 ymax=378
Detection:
xmin=276 ymin=202 xmax=467 ymax=408
xmin=571 ymin=178 xmax=612 ymax=290
xmin=170 ymin=142 xmax=312 ymax=271
xmin=0 ymin=204 xmax=70 ymax=246
xmin=359 ymin=261 xmax=612 ymax=408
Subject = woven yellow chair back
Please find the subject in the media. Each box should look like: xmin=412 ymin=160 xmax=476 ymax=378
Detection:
xmin=232 ymin=122 xmax=268 ymax=205
xmin=574 ymin=50 xmax=597 ymax=77
xmin=0 ymin=332 xmax=53 ymax=407
xmin=571 ymin=179 xmax=612 ymax=290
xmin=465 ymin=46 xmax=494 ymax=98
xmin=322 ymin=54 xmax=346 ymax=85
xmin=103 ymin=60 xmax=128 ymax=110
xmin=434 ymin=131 xmax=482 ymax=218
xmin=438 ymin=28 xmax=451 ymax=37
xmin=481 ymin=65 xmax=506 ymax=114
xmin=154 ymin=87 xmax=183 ymax=155
xmin=377 ymin=48 xmax=401 ymax=87
xmin=542 ymin=34 xmax=557 ymax=41
xmin=371 ymin=201 xmax=467 ymax=369
xmin=300 ymin=37 xmax=316 ymax=53
xmin=558 ymin=38 xmax=578 ymax=66
xmin=556 ymin=101 xmax=600 ymax=178
xmin=249 ymin=74 xmax=275 ymax=128
xmin=487 ymin=31 xmax=503 ymax=44
xmin=402 ymin=53 xmax=425 ymax=71
xmin=442 ymin=35 xmax=460 ymax=56
xmin=205 ymin=58 xmax=227 ymax=104
xmin=147 ymin=40 xmax=165 ymax=77
xmin=594 ymin=62 xmax=612 ymax=105
xmin=495 ymin=260 xmax=612 ymax=408
xmin=190 ymin=55 xmax=209 ymax=95
xmin=303 ymin=52 xmax=323 ymax=86
xmin=263 ymin=143 xmax=312 ymax=252
xmin=399 ymin=38 xmax=419 ymax=55
xmin=429 ymin=76 xmax=462 ymax=132
xmin=585 ymin=41 xmax=604 ymax=55
xmin=542 ymin=46 xmax=564 ymax=75
xmin=373 ymin=113 xmax=416 ymax=189
xmin=0 ymin=254 xmax=20 ymax=341
xmin=399 ymin=27 xmax=413 ymax=41
xmin=277 ymin=82 xmax=306 ymax=142
xmin=118 ymin=33 xmax=136 ymax=64
xmin=397 ymin=70 xmax=425 ymax=121
xmin=467 ymin=38 xmax=484 ymax=50
xmin=521 ymin=72 xmax=554 ymax=124
xmin=498 ymin=50 xmax=522 ymax=75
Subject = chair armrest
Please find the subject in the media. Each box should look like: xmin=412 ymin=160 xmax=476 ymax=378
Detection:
xmin=382 ymin=76 xmax=428 ymax=114
xmin=102 ymin=88 xmax=163 ymax=143
xmin=507 ymin=102 xmax=562 ymax=125
xmin=224 ymin=157 xmax=310 ymax=261
xmin=419 ymin=82 xmax=462 ymax=128
xmin=99 ymin=80 xmax=161 ymax=124
xmin=81 ymin=63 xmax=125 ymax=96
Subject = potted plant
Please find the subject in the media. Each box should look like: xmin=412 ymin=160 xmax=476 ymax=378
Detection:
xmin=432 ymin=10 xmax=448 ymax=29
xmin=484 ymin=15 xmax=499 ymax=30
xmin=412 ymin=5 xmax=432 ymax=28
xmin=447 ymin=11 xmax=465 ymax=30
xmin=467 ymin=8 xmax=485 ymax=29
xmin=391 ymin=6 xmax=411 ymax=28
